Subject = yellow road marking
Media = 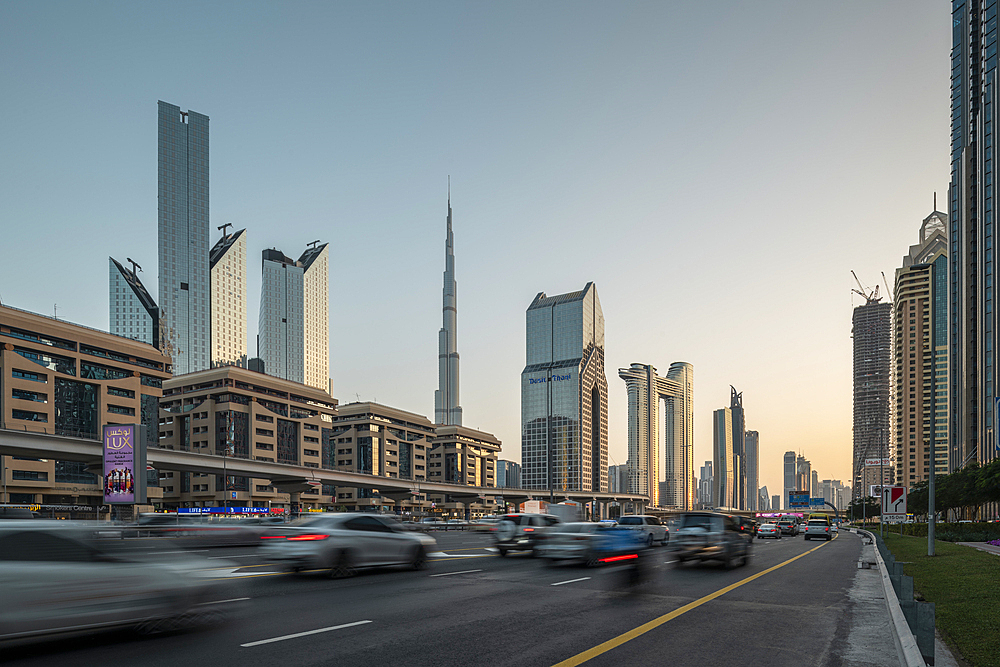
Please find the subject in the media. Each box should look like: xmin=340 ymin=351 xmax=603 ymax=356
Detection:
xmin=552 ymin=535 xmax=838 ymax=667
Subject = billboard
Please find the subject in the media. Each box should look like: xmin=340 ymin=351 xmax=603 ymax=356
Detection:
xmin=865 ymin=458 xmax=892 ymax=467
xmin=103 ymin=424 xmax=146 ymax=504
xmin=788 ymin=492 xmax=809 ymax=508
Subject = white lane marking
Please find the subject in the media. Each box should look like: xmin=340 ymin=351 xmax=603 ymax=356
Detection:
xmin=551 ymin=577 xmax=591 ymax=586
xmin=429 ymin=552 xmax=492 ymax=558
xmin=429 ymin=569 xmax=482 ymax=577
xmin=241 ymin=620 xmax=372 ymax=647
xmin=199 ymin=597 xmax=251 ymax=606
xmin=208 ymin=554 xmax=260 ymax=559
xmin=225 ymin=571 xmax=282 ymax=578
xmin=663 ymin=560 xmax=677 ymax=564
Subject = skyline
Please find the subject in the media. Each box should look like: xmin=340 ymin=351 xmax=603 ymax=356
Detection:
xmin=0 ymin=2 xmax=952 ymax=501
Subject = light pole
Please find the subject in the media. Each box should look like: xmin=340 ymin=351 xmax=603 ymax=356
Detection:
xmin=880 ymin=427 xmax=886 ymax=538
xmin=927 ymin=438 xmax=936 ymax=556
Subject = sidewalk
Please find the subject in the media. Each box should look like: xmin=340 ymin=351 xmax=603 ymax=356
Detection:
xmin=836 ymin=536 xmax=902 ymax=667
xmin=957 ymin=541 xmax=1000 ymax=556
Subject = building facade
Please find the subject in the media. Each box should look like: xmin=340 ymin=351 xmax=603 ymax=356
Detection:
xmin=853 ymin=299 xmax=893 ymax=497
xmin=0 ymin=304 xmax=170 ymax=512
xmin=894 ymin=208 xmax=949 ymax=491
xmin=618 ymin=362 xmax=694 ymax=509
xmin=712 ymin=407 xmax=734 ymax=508
xmin=156 ymin=365 xmax=337 ymax=512
xmin=950 ymin=1 xmax=1000 ymax=473
xmin=435 ymin=190 xmax=462 ymax=426
xmin=109 ymin=257 xmax=159 ymax=347
xmin=745 ymin=430 xmax=759 ymax=511
xmin=210 ymin=227 xmax=247 ymax=369
xmin=729 ymin=387 xmax=747 ymax=509
xmin=783 ymin=450 xmax=796 ymax=509
xmin=158 ymin=101 xmax=210 ymax=375
xmin=608 ymin=463 xmax=628 ymax=493
xmin=258 ymin=243 xmax=330 ymax=391
xmin=520 ymin=283 xmax=608 ymax=493
xmin=698 ymin=461 xmax=713 ymax=507
xmin=496 ymin=459 xmax=522 ymax=488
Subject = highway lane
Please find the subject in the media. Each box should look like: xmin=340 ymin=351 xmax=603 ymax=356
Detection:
xmin=2 ymin=529 xmax=881 ymax=667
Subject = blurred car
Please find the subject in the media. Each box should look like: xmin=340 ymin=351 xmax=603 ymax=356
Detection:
xmin=536 ymin=522 xmax=609 ymax=566
xmin=445 ymin=518 xmax=468 ymax=531
xmin=471 ymin=517 xmax=501 ymax=532
xmin=672 ymin=512 xmax=751 ymax=568
xmin=493 ymin=513 xmax=561 ymax=557
xmin=260 ymin=513 xmax=436 ymax=576
xmin=616 ymin=515 xmax=668 ymax=547
xmin=776 ymin=519 xmax=799 ymax=536
xmin=598 ymin=519 xmax=619 ymax=527
xmin=0 ymin=522 xmax=238 ymax=642
xmin=416 ymin=517 xmax=446 ymax=531
xmin=803 ymin=518 xmax=833 ymax=541
xmin=756 ymin=523 xmax=781 ymax=539
xmin=730 ymin=515 xmax=757 ymax=539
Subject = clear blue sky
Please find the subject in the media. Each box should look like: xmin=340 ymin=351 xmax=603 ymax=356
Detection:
xmin=0 ymin=1 xmax=951 ymax=499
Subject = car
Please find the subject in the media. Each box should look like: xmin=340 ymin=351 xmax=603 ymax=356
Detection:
xmin=672 ymin=512 xmax=751 ymax=568
xmin=616 ymin=515 xmax=669 ymax=546
xmin=0 ymin=521 xmax=240 ymax=642
xmin=471 ymin=517 xmax=501 ymax=532
xmin=260 ymin=513 xmax=437 ymax=576
xmin=776 ymin=519 xmax=799 ymax=536
xmin=803 ymin=518 xmax=833 ymax=541
xmin=756 ymin=523 xmax=781 ymax=539
xmin=730 ymin=515 xmax=757 ymax=539
xmin=493 ymin=513 xmax=561 ymax=557
xmin=535 ymin=522 xmax=610 ymax=566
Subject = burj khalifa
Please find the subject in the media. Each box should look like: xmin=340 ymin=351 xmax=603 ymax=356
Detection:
xmin=435 ymin=186 xmax=463 ymax=425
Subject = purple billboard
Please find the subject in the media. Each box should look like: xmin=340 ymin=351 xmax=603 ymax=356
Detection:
xmin=103 ymin=424 xmax=137 ymax=504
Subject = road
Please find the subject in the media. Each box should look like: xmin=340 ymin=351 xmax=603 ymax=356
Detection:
xmin=2 ymin=528 xmax=889 ymax=667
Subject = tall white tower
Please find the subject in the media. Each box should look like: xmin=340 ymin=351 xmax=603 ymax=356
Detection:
xmin=210 ymin=226 xmax=247 ymax=368
xmin=435 ymin=186 xmax=462 ymax=425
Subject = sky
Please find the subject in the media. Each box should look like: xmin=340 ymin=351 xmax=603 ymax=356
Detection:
xmin=0 ymin=1 xmax=952 ymax=503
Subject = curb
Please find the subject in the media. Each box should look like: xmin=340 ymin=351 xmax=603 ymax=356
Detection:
xmin=857 ymin=529 xmax=925 ymax=667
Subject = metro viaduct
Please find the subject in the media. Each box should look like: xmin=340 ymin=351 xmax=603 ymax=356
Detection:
xmin=0 ymin=428 xmax=649 ymax=515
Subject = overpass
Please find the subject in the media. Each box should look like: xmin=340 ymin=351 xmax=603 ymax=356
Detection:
xmin=0 ymin=427 xmax=649 ymax=511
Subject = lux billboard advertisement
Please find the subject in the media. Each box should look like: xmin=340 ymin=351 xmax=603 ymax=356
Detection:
xmin=103 ymin=424 xmax=146 ymax=505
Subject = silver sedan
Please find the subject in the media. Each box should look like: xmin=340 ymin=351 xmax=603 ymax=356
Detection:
xmin=756 ymin=523 xmax=782 ymax=539
xmin=536 ymin=522 xmax=608 ymax=567
xmin=260 ymin=513 xmax=437 ymax=577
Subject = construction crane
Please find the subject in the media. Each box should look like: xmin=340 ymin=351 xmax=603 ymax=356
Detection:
xmin=851 ymin=270 xmax=882 ymax=304
xmin=881 ymin=271 xmax=894 ymax=302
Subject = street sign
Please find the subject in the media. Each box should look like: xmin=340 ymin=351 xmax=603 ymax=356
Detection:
xmin=788 ymin=492 xmax=809 ymax=508
xmin=882 ymin=486 xmax=906 ymax=522
xmin=809 ymin=498 xmax=825 ymax=509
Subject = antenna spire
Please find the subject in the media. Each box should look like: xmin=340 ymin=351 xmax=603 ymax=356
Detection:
xmin=933 ymin=191 xmax=937 ymax=211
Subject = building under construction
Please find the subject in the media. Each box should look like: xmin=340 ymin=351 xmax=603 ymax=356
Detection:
xmin=852 ymin=293 xmax=893 ymax=499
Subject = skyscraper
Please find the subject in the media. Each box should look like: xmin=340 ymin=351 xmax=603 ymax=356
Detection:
xmin=894 ymin=207 xmax=949 ymax=491
xmin=745 ymin=430 xmax=759 ymax=511
xmin=950 ymin=2 xmax=999 ymax=473
xmin=729 ymin=387 xmax=746 ymax=509
xmin=258 ymin=243 xmax=329 ymax=390
xmin=698 ymin=461 xmax=713 ymax=507
xmin=618 ymin=362 xmax=694 ymax=509
xmin=109 ymin=257 xmax=159 ymax=347
xmin=712 ymin=407 xmax=734 ymax=508
xmin=157 ymin=101 xmax=210 ymax=374
xmin=852 ymin=297 xmax=893 ymax=497
xmin=783 ymin=450 xmax=795 ymax=509
xmin=435 ymin=188 xmax=462 ymax=425
xmin=520 ymin=283 xmax=608 ymax=493
xmin=210 ymin=226 xmax=247 ymax=368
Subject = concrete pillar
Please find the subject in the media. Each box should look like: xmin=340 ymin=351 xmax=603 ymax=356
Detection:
xmin=290 ymin=492 xmax=301 ymax=519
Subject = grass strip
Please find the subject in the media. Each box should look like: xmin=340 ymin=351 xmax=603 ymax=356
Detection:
xmin=883 ymin=533 xmax=1000 ymax=667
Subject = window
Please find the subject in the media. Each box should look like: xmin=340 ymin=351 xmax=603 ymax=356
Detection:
xmin=12 ymin=388 xmax=46 ymax=403
xmin=12 ymin=470 xmax=48 ymax=481
xmin=12 ymin=409 xmax=47 ymax=422
xmin=108 ymin=404 xmax=136 ymax=416
xmin=107 ymin=386 xmax=135 ymax=399
xmin=12 ymin=369 xmax=46 ymax=383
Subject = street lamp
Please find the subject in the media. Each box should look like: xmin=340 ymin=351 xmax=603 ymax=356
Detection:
xmin=927 ymin=438 xmax=936 ymax=556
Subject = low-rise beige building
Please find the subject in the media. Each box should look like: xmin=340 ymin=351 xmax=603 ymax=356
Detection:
xmin=0 ymin=304 xmax=171 ymax=515
xmin=156 ymin=365 xmax=337 ymax=511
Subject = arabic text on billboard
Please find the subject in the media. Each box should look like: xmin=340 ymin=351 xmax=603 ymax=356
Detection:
xmin=103 ymin=424 xmax=136 ymax=504
xmin=865 ymin=458 xmax=892 ymax=467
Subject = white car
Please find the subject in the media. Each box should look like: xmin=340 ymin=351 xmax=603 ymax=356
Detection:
xmin=0 ymin=522 xmax=237 ymax=641
xmin=260 ymin=513 xmax=436 ymax=576
xmin=616 ymin=515 xmax=668 ymax=546
xmin=803 ymin=518 xmax=833 ymax=541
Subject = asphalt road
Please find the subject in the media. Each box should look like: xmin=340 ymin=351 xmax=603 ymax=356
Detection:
xmin=2 ymin=528 xmax=880 ymax=667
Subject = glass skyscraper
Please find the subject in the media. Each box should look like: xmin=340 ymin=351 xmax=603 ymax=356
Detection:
xmin=258 ymin=243 xmax=329 ymax=390
xmin=210 ymin=227 xmax=247 ymax=368
xmin=949 ymin=1 xmax=999 ymax=472
xmin=109 ymin=257 xmax=159 ymax=347
xmin=157 ymin=101 xmax=210 ymax=375
xmin=520 ymin=283 xmax=608 ymax=493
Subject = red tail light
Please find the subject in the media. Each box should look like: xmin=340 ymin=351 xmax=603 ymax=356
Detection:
xmin=287 ymin=533 xmax=330 ymax=541
xmin=600 ymin=554 xmax=639 ymax=563
xmin=260 ymin=535 xmax=285 ymax=540
xmin=825 ymin=527 xmax=830 ymax=532
xmin=523 ymin=527 xmax=534 ymax=532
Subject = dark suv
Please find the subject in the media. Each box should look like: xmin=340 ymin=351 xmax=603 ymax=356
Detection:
xmin=672 ymin=512 xmax=751 ymax=568
xmin=776 ymin=519 xmax=799 ymax=536
xmin=494 ymin=513 xmax=560 ymax=557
